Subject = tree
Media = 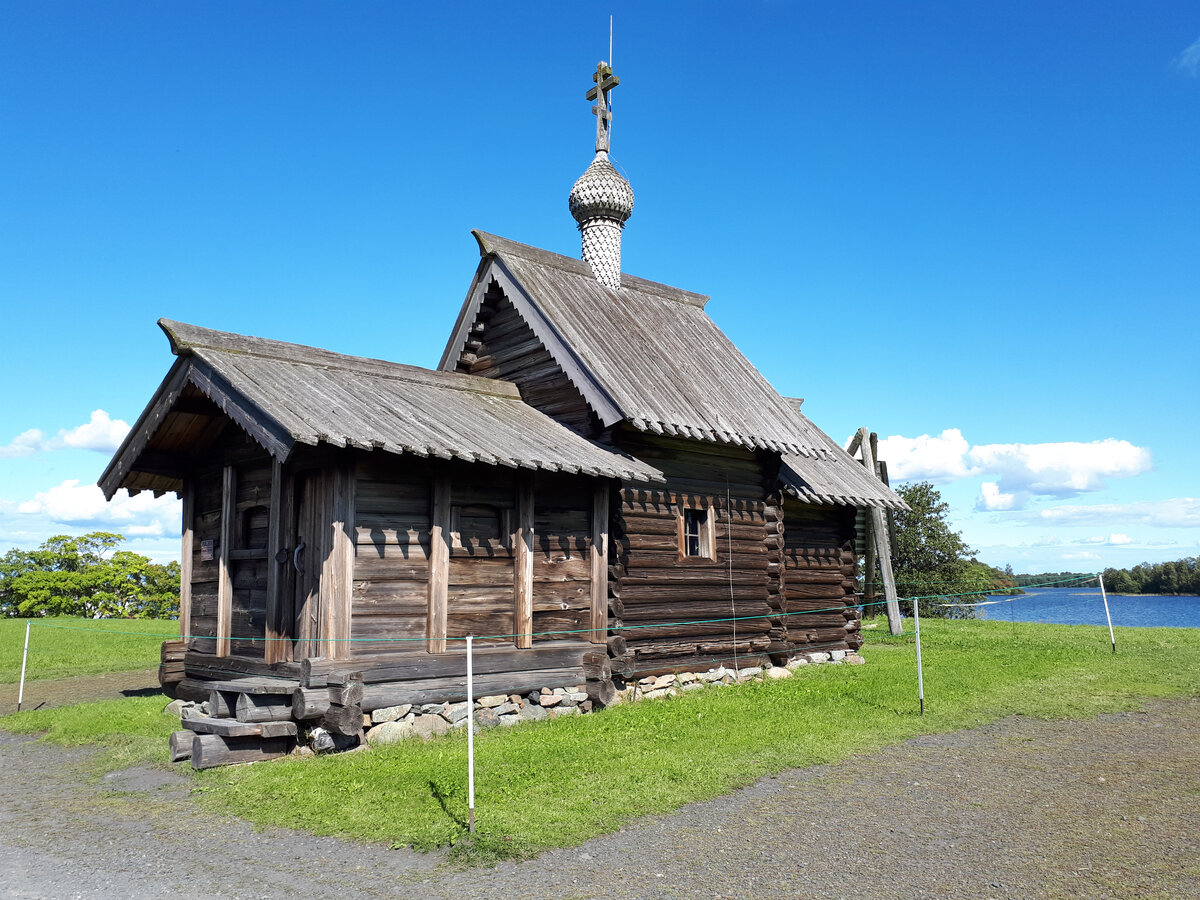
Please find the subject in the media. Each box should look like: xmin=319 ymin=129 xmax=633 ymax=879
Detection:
xmin=0 ymin=532 xmax=180 ymax=619
xmin=888 ymin=481 xmax=1006 ymax=619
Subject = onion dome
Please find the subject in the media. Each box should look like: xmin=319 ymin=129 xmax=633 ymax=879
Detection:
xmin=568 ymin=150 xmax=635 ymax=226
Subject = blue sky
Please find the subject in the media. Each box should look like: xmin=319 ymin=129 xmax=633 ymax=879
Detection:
xmin=1 ymin=2 xmax=1197 ymax=575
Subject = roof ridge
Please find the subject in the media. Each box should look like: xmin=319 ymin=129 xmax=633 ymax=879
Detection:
xmin=158 ymin=319 xmax=522 ymax=400
xmin=472 ymin=230 xmax=710 ymax=309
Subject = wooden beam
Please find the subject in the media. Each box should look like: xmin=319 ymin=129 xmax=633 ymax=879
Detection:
xmin=859 ymin=437 xmax=902 ymax=635
xmin=325 ymin=460 xmax=355 ymax=660
xmin=427 ymin=473 xmax=450 ymax=653
xmin=216 ymin=465 xmax=235 ymax=657
xmin=514 ymin=476 xmax=534 ymax=649
xmin=590 ymin=484 xmax=609 ymax=644
xmin=264 ymin=459 xmax=285 ymax=664
xmin=179 ymin=481 xmax=194 ymax=645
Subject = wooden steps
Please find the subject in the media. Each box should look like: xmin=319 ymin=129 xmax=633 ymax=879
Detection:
xmin=172 ymin=676 xmax=303 ymax=769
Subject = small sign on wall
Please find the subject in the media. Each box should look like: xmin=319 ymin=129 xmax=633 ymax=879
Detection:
xmin=200 ymin=539 xmax=215 ymax=562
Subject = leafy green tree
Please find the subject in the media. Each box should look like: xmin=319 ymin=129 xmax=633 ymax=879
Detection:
xmin=888 ymin=481 xmax=1008 ymax=619
xmin=0 ymin=532 xmax=179 ymax=619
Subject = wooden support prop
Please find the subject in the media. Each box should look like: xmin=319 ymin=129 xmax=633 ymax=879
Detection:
xmin=514 ymin=477 xmax=534 ymax=648
xmin=191 ymin=734 xmax=292 ymax=770
xmin=234 ymin=693 xmax=292 ymax=723
xmin=180 ymin=483 xmax=194 ymax=645
xmin=264 ymin=459 xmax=286 ymax=664
xmin=590 ymin=484 xmax=610 ymax=644
xmin=857 ymin=428 xmax=902 ymax=635
xmin=217 ymin=466 xmax=236 ymax=657
xmin=427 ymin=474 xmax=450 ymax=653
xmin=169 ymin=730 xmax=193 ymax=762
xmin=321 ymin=703 xmax=364 ymax=736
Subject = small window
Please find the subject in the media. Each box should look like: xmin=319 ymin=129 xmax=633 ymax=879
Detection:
xmin=681 ymin=507 xmax=713 ymax=559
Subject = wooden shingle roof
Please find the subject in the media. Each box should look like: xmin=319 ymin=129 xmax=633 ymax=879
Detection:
xmin=100 ymin=320 xmax=664 ymax=498
xmin=777 ymin=408 xmax=909 ymax=511
xmin=442 ymin=232 xmax=834 ymax=458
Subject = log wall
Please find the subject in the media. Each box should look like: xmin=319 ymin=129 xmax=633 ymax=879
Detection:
xmin=780 ymin=498 xmax=862 ymax=653
xmin=531 ymin=473 xmax=594 ymax=642
xmin=610 ymin=432 xmax=775 ymax=676
xmin=351 ymin=456 xmax=433 ymax=656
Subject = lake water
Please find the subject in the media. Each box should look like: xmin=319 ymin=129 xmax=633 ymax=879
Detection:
xmin=974 ymin=586 xmax=1200 ymax=629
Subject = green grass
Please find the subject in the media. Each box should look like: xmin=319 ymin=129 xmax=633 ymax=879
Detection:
xmin=3 ymin=618 xmax=1199 ymax=863
xmin=0 ymin=693 xmax=178 ymax=770
xmin=0 ymin=616 xmax=176 ymax=682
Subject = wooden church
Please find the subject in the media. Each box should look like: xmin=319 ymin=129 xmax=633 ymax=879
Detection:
xmin=101 ymin=63 xmax=904 ymax=728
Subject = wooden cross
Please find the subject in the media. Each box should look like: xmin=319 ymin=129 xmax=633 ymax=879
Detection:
xmin=585 ymin=61 xmax=619 ymax=152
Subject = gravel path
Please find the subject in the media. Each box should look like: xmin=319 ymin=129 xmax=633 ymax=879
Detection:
xmin=2 ymin=699 xmax=1198 ymax=900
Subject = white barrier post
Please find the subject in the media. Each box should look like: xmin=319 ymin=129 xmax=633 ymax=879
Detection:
xmin=913 ymin=597 xmax=926 ymax=715
xmin=1098 ymin=575 xmax=1116 ymax=654
xmin=466 ymin=634 xmax=475 ymax=833
xmin=17 ymin=621 xmax=31 ymax=712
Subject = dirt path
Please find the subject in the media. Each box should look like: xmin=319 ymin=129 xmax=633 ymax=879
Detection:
xmin=0 ymin=669 xmax=161 ymax=717
xmin=2 ymin=699 xmax=1198 ymax=899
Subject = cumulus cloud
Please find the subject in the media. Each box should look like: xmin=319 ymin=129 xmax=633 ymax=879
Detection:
xmin=17 ymin=480 xmax=179 ymax=535
xmin=875 ymin=429 xmax=1151 ymax=506
xmin=1177 ymin=36 xmax=1200 ymax=76
xmin=0 ymin=410 xmax=130 ymax=458
xmin=968 ymin=439 xmax=1151 ymax=498
xmin=875 ymin=429 xmax=977 ymax=483
xmin=1030 ymin=498 xmax=1200 ymax=529
xmin=977 ymin=482 xmax=1021 ymax=511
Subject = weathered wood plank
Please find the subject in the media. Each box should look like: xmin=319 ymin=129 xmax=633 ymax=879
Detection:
xmin=590 ymin=484 xmax=608 ymax=644
xmin=514 ymin=476 xmax=534 ymax=648
xmin=427 ymin=473 xmax=450 ymax=653
xmin=217 ymin=465 xmax=235 ymax=657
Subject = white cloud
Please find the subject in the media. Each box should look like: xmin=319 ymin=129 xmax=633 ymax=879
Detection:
xmin=1031 ymin=498 xmax=1200 ymax=529
xmin=0 ymin=428 xmax=46 ymax=458
xmin=17 ymin=480 xmax=179 ymax=535
xmin=1078 ymin=533 xmax=1133 ymax=546
xmin=968 ymin=439 xmax=1151 ymax=498
xmin=875 ymin=429 xmax=977 ymax=483
xmin=57 ymin=410 xmax=130 ymax=452
xmin=0 ymin=410 xmax=130 ymax=458
xmin=876 ymin=429 xmax=1151 ymax=500
xmin=1177 ymin=36 xmax=1200 ymax=76
xmin=977 ymin=481 xmax=1022 ymax=511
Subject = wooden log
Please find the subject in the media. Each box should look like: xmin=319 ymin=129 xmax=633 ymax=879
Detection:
xmin=620 ymin=600 xmax=774 ymax=621
xmin=183 ymin=716 xmax=296 ymax=738
xmin=622 ymin=619 xmax=773 ymax=641
xmin=582 ymin=649 xmax=611 ymax=680
xmin=358 ymin=666 xmax=586 ymax=710
xmin=328 ymin=680 xmax=364 ymax=707
xmin=235 ymin=693 xmax=292 ymax=723
xmin=174 ymin=678 xmax=211 ymax=703
xmin=209 ymin=690 xmax=237 ymax=717
xmin=191 ymin=733 xmax=291 ymax=770
xmin=303 ymin=642 xmax=590 ymax=685
xmin=586 ymin=677 xmax=618 ymax=707
xmin=292 ymin=687 xmax=330 ymax=720
xmin=169 ymin=730 xmax=194 ymax=762
xmin=321 ymin=703 xmax=364 ymax=736
xmin=606 ymin=634 xmax=628 ymax=657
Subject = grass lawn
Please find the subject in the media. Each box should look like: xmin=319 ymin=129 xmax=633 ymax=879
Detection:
xmin=2 ymin=617 xmax=1198 ymax=862
xmin=0 ymin=616 xmax=176 ymax=683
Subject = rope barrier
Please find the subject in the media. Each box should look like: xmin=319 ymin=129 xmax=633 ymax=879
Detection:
xmin=15 ymin=573 xmax=1103 ymax=645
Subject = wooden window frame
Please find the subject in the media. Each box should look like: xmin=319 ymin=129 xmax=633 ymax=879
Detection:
xmin=678 ymin=502 xmax=716 ymax=561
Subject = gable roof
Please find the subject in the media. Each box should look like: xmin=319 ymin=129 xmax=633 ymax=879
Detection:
xmin=440 ymin=232 xmax=833 ymax=458
xmin=100 ymin=319 xmax=664 ymax=498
